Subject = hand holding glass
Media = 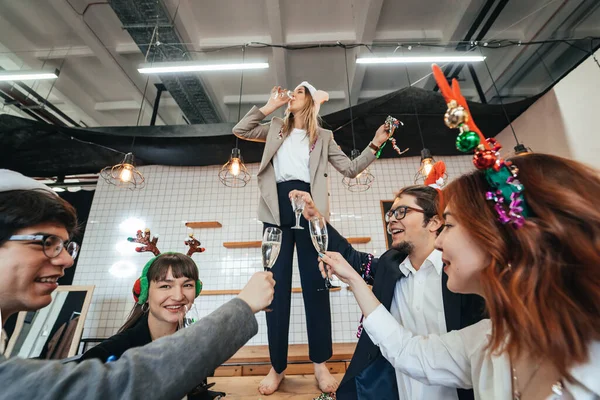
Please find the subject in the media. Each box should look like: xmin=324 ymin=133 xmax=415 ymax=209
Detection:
xmin=308 ymin=217 xmax=332 ymax=291
xmin=261 ymin=227 xmax=282 ymax=311
xmin=178 ymin=303 xmax=201 ymax=330
xmin=291 ymin=195 xmax=305 ymax=230
xmin=271 ymin=87 xmax=294 ymax=100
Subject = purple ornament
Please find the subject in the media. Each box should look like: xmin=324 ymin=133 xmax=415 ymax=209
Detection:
xmin=495 ymin=203 xmax=511 ymax=224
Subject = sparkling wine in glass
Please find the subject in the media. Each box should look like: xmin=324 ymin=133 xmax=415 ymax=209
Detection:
xmin=262 ymin=227 xmax=282 ymax=311
xmin=291 ymin=195 xmax=305 ymax=230
xmin=308 ymin=217 xmax=332 ymax=291
xmin=179 ymin=303 xmax=201 ymax=330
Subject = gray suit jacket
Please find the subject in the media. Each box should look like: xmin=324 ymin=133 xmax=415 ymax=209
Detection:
xmin=0 ymin=298 xmax=257 ymax=400
xmin=233 ymin=106 xmax=377 ymax=226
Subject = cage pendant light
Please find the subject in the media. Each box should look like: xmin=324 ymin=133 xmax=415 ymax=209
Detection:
xmin=404 ymin=63 xmax=441 ymax=184
xmin=219 ymin=46 xmax=251 ymax=188
xmin=101 ymin=152 xmax=146 ymax=190
xmin=341 ymin=46 xmax=374 ymax=192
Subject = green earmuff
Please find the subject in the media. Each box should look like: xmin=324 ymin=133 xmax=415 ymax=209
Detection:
xmin=132 ymin=252 xmax=202 ymax=305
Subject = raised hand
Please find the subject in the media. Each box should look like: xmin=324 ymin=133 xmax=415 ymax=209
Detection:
xmin=288 ymin=189 xmax=322 ymax=221
xmin=238 ymin=271 xmax=276 ymax=313
xmin=318 ymin=251 xmax=361 ymax=285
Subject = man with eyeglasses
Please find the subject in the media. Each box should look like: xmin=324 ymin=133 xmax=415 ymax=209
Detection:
xmin=0 ymin=169 xmax=276 ymax=399
xmin=290 ymin=186 xmax=485 ymax=400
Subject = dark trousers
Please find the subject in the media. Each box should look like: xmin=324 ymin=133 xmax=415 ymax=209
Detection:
xmin=263 ymin=180 xmax=333 ymax=373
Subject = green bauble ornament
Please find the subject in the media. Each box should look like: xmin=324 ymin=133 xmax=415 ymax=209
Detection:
xmin=456 ymin=131 xmax=480 ymax=152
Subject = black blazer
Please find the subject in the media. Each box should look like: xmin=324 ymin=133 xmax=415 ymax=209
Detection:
xmin=327 ymin=224 xmax=486 ymax=400
xmin=79 ymin=313 xmax=152 ymax=363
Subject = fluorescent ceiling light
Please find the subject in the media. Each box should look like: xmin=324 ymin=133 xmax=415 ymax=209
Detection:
xmin=138 ymin=62 xmax=269 ymax=74
xmin=0 ymin=69 xmax=60 ymax=81
xmin=356 ymin=56 xmax=486 ymax=64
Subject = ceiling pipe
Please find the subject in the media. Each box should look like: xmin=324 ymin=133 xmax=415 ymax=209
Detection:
xmin=0 ymin=84 xmax=66 ymax=125
xmin=0 ymin=91 xmax=47 ymax=122
xmin=12 ymin=80 xmax=81 ymax=127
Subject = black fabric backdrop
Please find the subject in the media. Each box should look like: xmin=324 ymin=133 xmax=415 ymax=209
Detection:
xmin=0 ymin=86 xmax=539 ymax=177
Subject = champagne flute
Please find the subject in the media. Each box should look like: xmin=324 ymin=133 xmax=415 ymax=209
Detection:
xmin=291 ymin=195 xmax=305 ymax=230
xmin=308 ymin=216 xmax=332 ymax=291
xmin=179 ymin=303 xmax=201 ymax=330
xmin=271 ymin=87 xmax=294 ymax=100
xmin=262 ymin=227 xmax=282 ymax=311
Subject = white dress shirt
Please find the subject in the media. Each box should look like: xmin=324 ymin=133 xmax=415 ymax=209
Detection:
xmin=364 ymin=307 xmax=600 ymax=399
xmin=388 ymin=249 xmax=459 ymax=400
xmin=273 ymin=128 xmax=311 ymax=183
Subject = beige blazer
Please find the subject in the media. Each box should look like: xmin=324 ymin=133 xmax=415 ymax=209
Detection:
xmin=233 ymin=106 xmax=377 ymax=226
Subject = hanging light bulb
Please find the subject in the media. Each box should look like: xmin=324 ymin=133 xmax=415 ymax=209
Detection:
xmin=101 ymin=152 xmax=146 ymax=190
xmin=230 ymin=157 xmax=241 ymax=176
xmin=342 ymin=149 xmax=375 ymax=192
xmin=219 ymin=148 xmax=250 ymax=187
xmin=120 ymin=164 xmax=134 ymax=182
xmin=414 ymin=148 xmax=436 ymax=184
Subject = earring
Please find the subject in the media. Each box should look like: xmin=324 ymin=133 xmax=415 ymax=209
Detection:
xmin=141 ymin=302 xmax=149 ymax=313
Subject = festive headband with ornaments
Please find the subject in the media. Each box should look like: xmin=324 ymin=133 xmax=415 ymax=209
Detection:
xmin=431 ymin=64 xmax=530 ymax=228
xmin=127 ymin=228 xmax=205 ymax=305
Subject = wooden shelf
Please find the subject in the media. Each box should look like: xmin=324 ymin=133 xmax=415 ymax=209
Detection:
xmin=347 ymin=237 xmax=371 ymax=244
xmin=200 ymin=286 xmax=341 ymax=296
xmin=200 ymin=289 xmax=241 ymax=296
xmin=185 ymin=221 xmax=222 ymax=229
xmin=223 ymin=237 xmax=370 ymax=249
xmin=223 ymin=241 xmax=261 ymax=249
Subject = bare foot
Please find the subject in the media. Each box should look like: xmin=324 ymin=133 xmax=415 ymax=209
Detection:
xmin=258 ymin=367 xmax=285 ymax=395
xmin=314 ymin=362 xmax=339 ymax=393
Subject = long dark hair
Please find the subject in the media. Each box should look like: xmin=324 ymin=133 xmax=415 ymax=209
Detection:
xmin=443 ymin=153 xmax=600 ymax=380
xmin=118 ymin=253 xmax=200 ymax=334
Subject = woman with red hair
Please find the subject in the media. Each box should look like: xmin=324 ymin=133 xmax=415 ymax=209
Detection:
xmin=322 ymin=152 xmax=600 ymax=398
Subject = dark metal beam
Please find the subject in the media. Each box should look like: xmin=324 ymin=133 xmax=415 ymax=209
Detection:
xmin=110 ymin=0 xmax=222 ymax=124
xmin=468 ymin=64 xmax=487 ymax=103
xmin=150 ymin=83 xmax=166 ymax=126
xmin=13 ymin=81 xmax=81 ymax=127
xmin=447 ymin=0 xmax=510 ymax=84
xmin=0 ymin=85 xmax=66 ymax=126
xmin=0 ymin=91 xmax=46 ymax=122
xmin=434 ymin=0 xmax=499 ymax=91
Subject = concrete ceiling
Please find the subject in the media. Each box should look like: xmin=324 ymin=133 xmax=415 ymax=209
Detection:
xmin=0 ymin=0 xmax=599 ymax=127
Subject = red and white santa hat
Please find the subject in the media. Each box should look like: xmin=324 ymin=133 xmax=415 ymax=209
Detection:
xmin=295 ymin=81 xmax=329 ymax=114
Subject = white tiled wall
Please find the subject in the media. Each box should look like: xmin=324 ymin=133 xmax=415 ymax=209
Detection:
xmin=74 ymin=155 xmax=474 ymax=345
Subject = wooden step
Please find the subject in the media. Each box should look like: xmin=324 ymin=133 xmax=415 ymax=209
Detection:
xmin=226 ymin=343 xmax=357 ymax=364
xmin=210 ymin=374 xmax=344 ymax=399
xmin=214 ymin=361 xmax=347 ymax=377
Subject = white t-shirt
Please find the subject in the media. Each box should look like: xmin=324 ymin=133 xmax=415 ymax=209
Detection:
xmin=273 ymin=128 xmax=311 ymax=184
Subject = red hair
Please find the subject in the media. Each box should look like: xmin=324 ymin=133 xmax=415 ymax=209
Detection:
xmin=443 ymin=153 xmax=600 ymax=379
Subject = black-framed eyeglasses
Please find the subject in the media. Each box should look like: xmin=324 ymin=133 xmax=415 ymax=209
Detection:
xmin=385 ymin=206 xmax=425 ymax=222
xmin=8 ymin=234 xmax=79 ymax=260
